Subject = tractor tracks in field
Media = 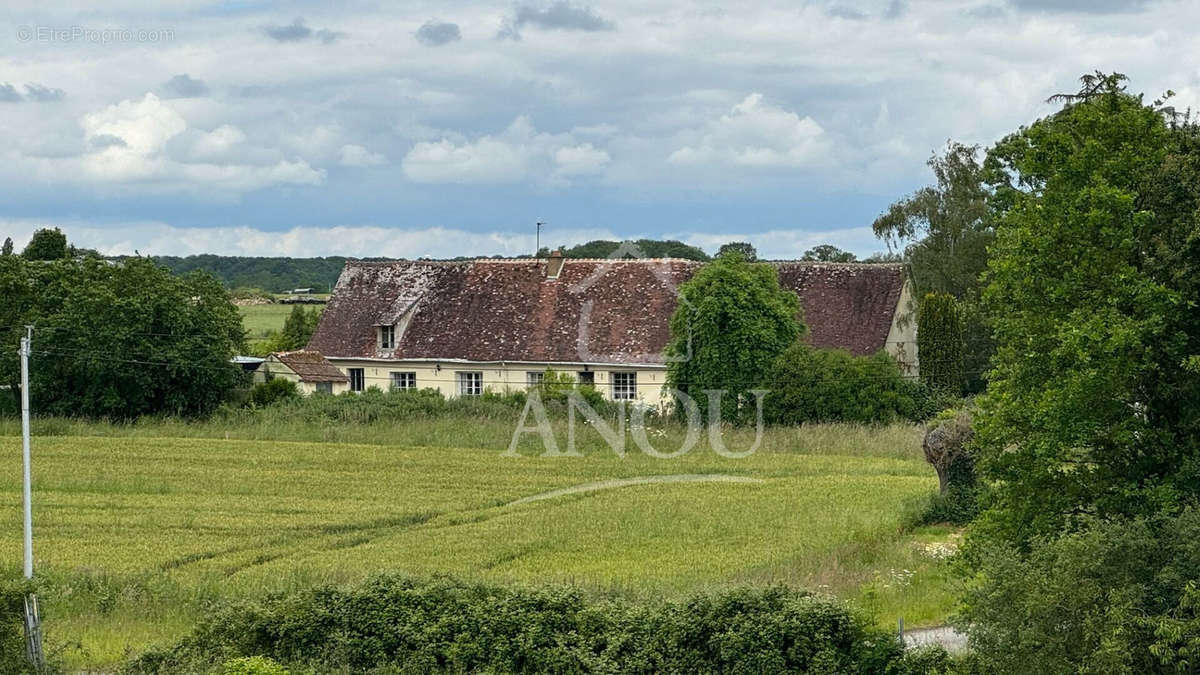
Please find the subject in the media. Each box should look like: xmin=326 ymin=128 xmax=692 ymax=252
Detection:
xmin=158 ymin=473 xmax=765 ymax=578
xmin=504 ymin=474 xmax=764 ymax=507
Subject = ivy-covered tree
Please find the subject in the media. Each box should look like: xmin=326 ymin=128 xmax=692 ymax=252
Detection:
xmin=666 ymin=250 xmax=801 ymax=423
xmin=917 ymin=292 xmax=964 ymax=393
xmin=1 ymin=237 xmax=12 ymax=256
xmin=21 ymin=227 xmax=68 ymax=261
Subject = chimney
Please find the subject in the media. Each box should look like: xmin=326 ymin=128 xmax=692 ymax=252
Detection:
xmin=546 ymin=249 xmax=565 ymax=278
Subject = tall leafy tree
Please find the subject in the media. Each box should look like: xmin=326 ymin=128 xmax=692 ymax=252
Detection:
xmin=0 ymin=255 xmax=245 ymax=418
xmin=873 ymin=142 xmax=993 ymax=299
xmin=279 ymin=305 xmax=321 ymax=350
xmin=21 ymin=227 xmax=68 ymax=261
xmin=917 ymin=292 xmax=965 ymax=394
xmin=874 ymin=142 xmax=994 ymax=391
xmin=666 ymin=250 xmax=802 ymax=423
xmin=972 ymin=72 xmax=1200 ymax=547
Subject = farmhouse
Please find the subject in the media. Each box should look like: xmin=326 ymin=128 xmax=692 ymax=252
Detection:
xmin=301 ymin=253 xmax=917 ymax=403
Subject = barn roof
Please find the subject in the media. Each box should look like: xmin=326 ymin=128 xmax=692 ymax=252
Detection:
xmin=272 ymin=350 xmax=349 ymax=382
xmin=307 ymin=258 xmax=906 ymax=365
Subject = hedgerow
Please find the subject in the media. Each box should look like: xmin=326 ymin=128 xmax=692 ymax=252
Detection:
xmin=126 ymin=576 xmax=931 ymax=674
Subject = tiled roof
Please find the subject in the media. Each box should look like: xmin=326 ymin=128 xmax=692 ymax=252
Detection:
xmin=307 ymin=259 xmax=906 ymax=365
xmin=273 ymin=350 xmax=349 ymax=382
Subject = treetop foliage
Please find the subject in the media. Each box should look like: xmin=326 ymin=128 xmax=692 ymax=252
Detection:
xmin=537 ymin=238 xmax=711 ymax=261
xmin=972 ymin=73 xmax=1200 ymax=548
xmin=872 ymin=142 xmax=993 ymax=301
xmin=21 ymin=227 xmax=68 ymax=261
xmin=716 ymin=241 xmax=758 ymax=261
xmin=0 ymin=254 xmax=245 ymax=418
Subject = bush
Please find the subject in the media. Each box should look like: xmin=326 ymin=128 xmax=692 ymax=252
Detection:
xmin=761 ymin=344 xmax=928 ymax=425
xmin=247 ymin=379 xmax=299 ymax=408
xmin=959 ymin=508 xmax=1200 ymax=673
xmin=222 ymin=655 xmax=289 ymax=675
xmin=127 ymin=576 xmax=911 ymax=674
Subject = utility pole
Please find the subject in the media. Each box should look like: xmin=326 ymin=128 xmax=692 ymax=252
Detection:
xmin=536 ymin=221 xmax=545 ymax=257
xmin=18 ymin=327 xmax=44 ymax=669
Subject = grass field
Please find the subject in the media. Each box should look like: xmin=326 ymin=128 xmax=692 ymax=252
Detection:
xmin=238 ymin=303 xmax=296 ymax=339
xmin=0 ymin=421 xmax=955 ymax=670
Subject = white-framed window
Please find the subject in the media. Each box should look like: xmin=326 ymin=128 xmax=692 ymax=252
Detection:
xmin=526 ymin=371 xmax=545 ymax=389
xmin=379 ymin=325 xmax=395 ymax=350
xmin=457 ymin=371 xmax=483 ymax=396
xmin=577 ymin=371 xmax=595 ymax=386
xmin=348 ymin=368 xmax=365 ymax=392
xmin=315 ymin=381 xmax=333 ymax=395
xmin=391 ymin=371 xmax=416 ymax=391
xmin=611 ymin=372 xmax=637 ymax=400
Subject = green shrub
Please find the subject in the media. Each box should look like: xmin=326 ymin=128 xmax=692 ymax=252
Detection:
xmin=247 ymin=379 xmax=299 ymax=408
xmin=959 ymin=508 xmax=1200 ymax=673
xmin=222 ymin=655 xmax=289 ymax=675
xmin=127 ymin=576 xmax=909 ymax=674
xmin=761 ymin=344 xmax=928 ymax=425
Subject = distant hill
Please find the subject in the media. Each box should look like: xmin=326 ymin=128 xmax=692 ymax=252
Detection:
xmin=141 ymin=255 xmax=362 ymax=293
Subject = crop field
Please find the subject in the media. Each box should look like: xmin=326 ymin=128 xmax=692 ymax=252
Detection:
xmin=0 ymin=424 xmax=954 ymax=670
xmin=237 ymin=303 xmax=296 ymax=339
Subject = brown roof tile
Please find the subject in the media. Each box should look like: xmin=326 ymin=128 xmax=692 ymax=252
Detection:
xmin=273 ymin=350 xmax=349 ymax=382
xmin=307 ymin=259 xmax=905 ymax=364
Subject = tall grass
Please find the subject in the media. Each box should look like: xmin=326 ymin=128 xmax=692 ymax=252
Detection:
xmin=0 ymin=400 xmax=949 ymax=669
xmin=0 ymin=390 xmax=925 ymax=462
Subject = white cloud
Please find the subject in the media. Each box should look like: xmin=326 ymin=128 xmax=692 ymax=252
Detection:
xmin=553 ymin=143 xmax=610 ymax=176
xmin=667 ymin=94 xmax=830 ymax=169
xmin=403 ymin=136 xmax=529 ymax=183
xmin=0 ymin=219 xmax=622 ymax=259
xmin=66 ymin=94 xmax=324 ymax=193
xmin=338 ymin=143 xmax=386 ymax=167
xmin=402 ymin=116 xmax=611 ymax=185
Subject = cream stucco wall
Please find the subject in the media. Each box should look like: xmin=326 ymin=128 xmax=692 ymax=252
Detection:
xmin=326 ymin=358 xmax=671 ymax=403
xmin=883 ymin=279 xmax=919 ymax=378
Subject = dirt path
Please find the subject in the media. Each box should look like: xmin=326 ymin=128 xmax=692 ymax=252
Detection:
xmin=506 ymin=474 xmax=765 ymax=507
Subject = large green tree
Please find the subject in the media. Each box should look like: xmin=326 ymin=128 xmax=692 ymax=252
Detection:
xmin=872 ymin=142 xmax=993 ymax=298
xmin=971 ymin=73 xmax=1200 ymax=547
xmin=0 ymin=255 xmax=245 ymax=418
xmin=957 ymin=73 xmax=1200 ymax=672
xmin=873 ymin=142 xmax=995 ymax=392
xmin=665 ymin=251 xmax=801 ymax=423
xmin=21 ymin=227 xmax=68 ymax=261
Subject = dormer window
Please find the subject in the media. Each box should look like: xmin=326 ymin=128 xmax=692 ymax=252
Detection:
xmin=379 ymin=324 xmax=395 ymax=350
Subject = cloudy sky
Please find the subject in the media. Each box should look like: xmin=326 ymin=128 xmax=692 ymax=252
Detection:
xmin=0 ymin=0 xmax=1195 ymax=259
